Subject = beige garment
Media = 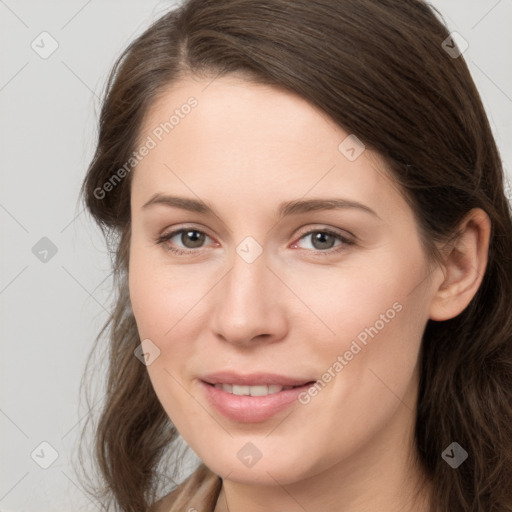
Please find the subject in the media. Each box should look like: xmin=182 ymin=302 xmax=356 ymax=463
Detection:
xmin=150 ymin=463 xmax=222 ymax=512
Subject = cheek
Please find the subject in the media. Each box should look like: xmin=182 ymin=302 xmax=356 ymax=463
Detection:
xmin=128 ymin=249 xmax=205 ymax=427
xmin=128 ymin=242 xmax=204 ymax=338
xmin=294 ymin=248 xmax=429 ymax=415
xmin=128 ymin=242 xmax=218 ymax=399
xmin=283 ymin=249 xmax=427 ymax=353
xmin=289 ymin=285 xmax=427 ymax=477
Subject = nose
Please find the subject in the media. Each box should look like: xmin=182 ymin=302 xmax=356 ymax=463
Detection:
xmin=209 ymin=244 xmax=289 ymax=347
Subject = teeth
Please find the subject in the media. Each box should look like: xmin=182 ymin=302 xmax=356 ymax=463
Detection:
xmin=232 ymin=384 xmax=250 ymax=395
xmin=213 ymin=383 xmax=296 ymax=396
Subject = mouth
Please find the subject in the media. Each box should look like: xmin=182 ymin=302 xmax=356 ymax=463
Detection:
xmin=199 ymin=372 xmax=317 ymax=423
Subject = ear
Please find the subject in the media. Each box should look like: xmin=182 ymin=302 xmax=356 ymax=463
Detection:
xmin=429 ymin=208 xmax=491 ymax=321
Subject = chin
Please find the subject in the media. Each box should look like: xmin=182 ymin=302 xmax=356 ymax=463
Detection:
xmin=199 ymin=447 xmax=317 ymax=486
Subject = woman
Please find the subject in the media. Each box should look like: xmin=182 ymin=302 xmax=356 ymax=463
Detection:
xmin=78 ymin=1 xmax=512 ymax=511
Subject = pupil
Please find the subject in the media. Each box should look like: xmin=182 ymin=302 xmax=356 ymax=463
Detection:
xmin=313 ymin=232 xmax=334 ymax=250
xmin=183 ymin=230 xmax=204 ymax=248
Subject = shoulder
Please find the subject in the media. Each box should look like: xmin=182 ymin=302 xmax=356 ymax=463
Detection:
xmin=148 ymin=463 xmax=222 ymax=512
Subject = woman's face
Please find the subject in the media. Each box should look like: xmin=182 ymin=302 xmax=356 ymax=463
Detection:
xmin=128 ymin=74 xmax=442 ymax=486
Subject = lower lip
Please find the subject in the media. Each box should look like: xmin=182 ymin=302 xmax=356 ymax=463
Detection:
xmin=200 ymin=381 xmax=314 ymax=423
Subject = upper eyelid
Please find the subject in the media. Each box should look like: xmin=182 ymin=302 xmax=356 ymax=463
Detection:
xmin=160 ymin=225 xmax=215 ymax=241
xmin=295 ymin=225 xmax=354 ymax=240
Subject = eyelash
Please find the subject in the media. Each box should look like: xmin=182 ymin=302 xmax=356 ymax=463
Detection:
xmin=155 ymin=226 xmax=355 ymax=257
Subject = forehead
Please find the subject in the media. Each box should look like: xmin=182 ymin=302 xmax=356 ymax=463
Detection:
xmin=132 ymin=75 xmax=404 ymax=219
xmin=141 ymin=74 xmax=339 ymax=152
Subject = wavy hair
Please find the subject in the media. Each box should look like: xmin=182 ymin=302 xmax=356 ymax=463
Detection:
xmin=78 ymin=1 xmax=512 ymax=510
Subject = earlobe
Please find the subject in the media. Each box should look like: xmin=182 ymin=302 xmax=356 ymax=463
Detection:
xmin=429 ymin=208 xmax=491 ymax=322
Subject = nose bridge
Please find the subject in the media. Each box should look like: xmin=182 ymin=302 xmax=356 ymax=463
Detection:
xmin=225 ymin=237 xmax=272 ymax=313
xmin=210 ymin=235 xmax=286 ymax=344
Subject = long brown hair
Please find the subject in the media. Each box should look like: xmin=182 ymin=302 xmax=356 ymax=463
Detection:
xmin=78 ymin=1 xmax=512 ymax=510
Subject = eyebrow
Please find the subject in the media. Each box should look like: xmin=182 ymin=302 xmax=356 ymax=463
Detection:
xmin=142 ymin=194 xmax=381 ymax=220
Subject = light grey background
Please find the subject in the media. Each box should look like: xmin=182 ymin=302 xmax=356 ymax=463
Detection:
xmin=1 ymin=1 xmax=511 ymax=511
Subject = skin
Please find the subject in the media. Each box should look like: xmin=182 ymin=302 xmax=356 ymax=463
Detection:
xmin=128 ymin=74 xmax=491 ymax=512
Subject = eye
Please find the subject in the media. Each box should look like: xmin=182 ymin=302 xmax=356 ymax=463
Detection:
xmin=292 ymin=228 xmax=355 ymax=255
xmin=155 ymin=226 xmax=355 ymax=256
xmin=155 ymin=227 xmax=214 ymax=255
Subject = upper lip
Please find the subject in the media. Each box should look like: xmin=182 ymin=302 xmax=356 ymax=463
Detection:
xmin=201 ymin=371 xmax=315 ymax=387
